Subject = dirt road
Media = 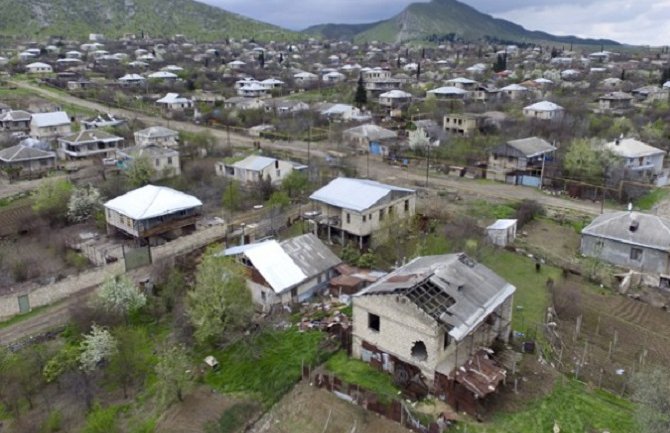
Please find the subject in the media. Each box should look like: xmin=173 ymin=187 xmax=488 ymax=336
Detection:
xmin=13 ymin=81 xmax=616 ymax=217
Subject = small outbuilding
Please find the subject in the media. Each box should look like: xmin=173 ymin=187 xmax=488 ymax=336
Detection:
xmin=487 ymin=219 xmax=518 ymax=247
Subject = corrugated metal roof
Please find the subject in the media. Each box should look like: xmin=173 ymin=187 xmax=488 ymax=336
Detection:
xmin=104 ymin=185 xmax=202 ymax=220
xmin=244 ymin=241 xmax=307 ymax=294
xmin=356 ymin=254 xmax=516 ymax=342
xmin=0 ymin=144 xmax=55 ymax=162
xmin=524 ymin=101 xmax=563 ymax=111
xmin=281 ymin=233 xmax=341 ymax=278
xmin=309 ymin=177 xmax=415 ymax=212
xmin=604 ymin=138 xmax=665 ymax=158
xmin=31 ymin=111 xmax=70 ymax=128
xmin=582 ymin=211 xmax=670 ymax=251
xmin=232 ymin=155 xmax=276 ymax=171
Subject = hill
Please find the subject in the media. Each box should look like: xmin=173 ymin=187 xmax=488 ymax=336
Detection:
xmin=0 ymin=0 xmax=298 ymax=42
xmin=307 ymin=0 xmax=619 ymax=46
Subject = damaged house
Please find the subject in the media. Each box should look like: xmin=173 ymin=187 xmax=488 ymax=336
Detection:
xmin=352 ymin=253 xmax=515 ymax=416
xmin=223 ymin=233 xmax=341 ymax=310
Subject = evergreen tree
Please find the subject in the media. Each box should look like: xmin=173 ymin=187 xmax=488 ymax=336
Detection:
xmin=416 ymin=62 xmax=421 ymax=81
xmin=493 ymin=53 xmax=507 ymax=73
xmin=354 ymin=74 xmax=367 ymax=108
xmin=258 ymin=51 xmax=265 ymax=69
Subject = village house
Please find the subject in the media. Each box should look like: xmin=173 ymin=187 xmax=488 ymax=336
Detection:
xmin=81 ymin=113 xmax=125 ymax=130
xmin=215 ymin=154 xmax=295 ymax=185
xmin=116 ymin=144 xmax=181 ymax=179
xmin=237 ymin=82 xmax=269 ymax=98
xmin=320 ymin=103 xmax=365 ymax=122
xmin=264 ymin=99 xmax=309 ymax=116
xmin=309 ymin=177 xmax=416 ymax=248
xmin=118 ymin=74 xmax=146 ymax=86
xmin=342 ymin=124 xmax=397 ymax=156
xmin=598 ymin=92 xmax=633 ymax=112
xmin=25 ymin=62 xmax=53 ymax=74
xmin=0 ymin=144 xmax=57 ymax=178
xmin=486 ymin=136 xmax=556 ymax=186
xmin=443 ymin=113 xmax=485 ymax=136
xmin=581 ymin=211 xmax=670 ymax=275
xmin=603 ymin=137 xmax=668 ymax=186
xmin=352 ymin=253 xmax=515 ymax=416
xmin=362 ymin=68 xmax=402 ymax=93
xmin=427 ymin=86 xmax=469 ymax=100
xmin=57 ymin=130 xmax=123 ymax=160
xmin=104 ymin=184 xmax=202 ymax=245
xmin=134 ymin=126 xmax=179 ymax=148
xmin=499 ymin=83 xmax=529 ymax=100
xmin=30 ymin=111 xmax=72 ymax=142
xmin=156 ymin=93 xmax=193 ymax=111
xmin=222 ymin=233 xmax=342 ymax=310
xmin=445 ymin=77 xmax=479 ymax=90
xmin=522 ymin=101 xmax=565 ymax=121
xmin=378 ymin=90 xmax=412 ymax=109
xmin=0 ymin=110 xmax=32 ymax=132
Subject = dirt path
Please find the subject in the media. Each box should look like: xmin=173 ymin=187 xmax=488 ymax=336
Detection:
xmin=0 ymin=174 xmax=68 ymax=199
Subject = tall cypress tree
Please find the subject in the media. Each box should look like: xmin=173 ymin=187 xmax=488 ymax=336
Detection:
xmin=354 ymin=75 xmax=367 ymax=108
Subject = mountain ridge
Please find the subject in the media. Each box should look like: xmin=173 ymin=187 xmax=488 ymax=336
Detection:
xmin=0 ymin=0 xmax=299 ymax=42
xmin=306 ymin=0 xmax=619 ymax=46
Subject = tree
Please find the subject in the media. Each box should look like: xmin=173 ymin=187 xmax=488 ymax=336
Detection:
xmin=408 ymin=127 xmax=431 ymax=151
xmin=186 ymin=248 xmax=253 ymax=345
xmin=126 ymin=155 xmax=155 ymax=188
xmin=281 ymin=170 xmax=309 ymax=198
xmin=493 ymin=53 xmax=507 ymax=73
xmin=98 ymin=275 xmax=147 ymax=322
xmin=416 ymin=62 xmax=421 ymax=81
xmin=68 ymin=184 xmax=102 ymax=223
xmin=633 ymin=368 xmax=670 ymax=433
xmin=563 ymin=138 xmax=608 ymax=182
xmin=106 ymin=327 xmax=152 ymax=399
xmin=33 ymin=178 xmax=74 ymax=222
xmin=155 ymin=344 xmax=191 ymax=406
xmin=354 ymin=74 xmax=367 ymax=108
xmin=258 ymin=51 xmax=265 ymax=68
xmin=267 ymin=190 xmax=290 ymax=210
xmin=79 ymin=325 xmax=117 ymax=373
xmin=222 ymin=180 xmax=241 ymax=212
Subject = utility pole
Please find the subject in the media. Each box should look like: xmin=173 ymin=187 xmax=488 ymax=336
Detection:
xmin=425 ymin=145 xmax=430 ymax=187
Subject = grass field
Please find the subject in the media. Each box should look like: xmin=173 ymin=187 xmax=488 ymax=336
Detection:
xmin=481 ymin=250 xmax=561 ymax=332
xmin=204 ymin=329 xmax=327 ymax=406
xmin=325 ymin=351 xmax=400 ymax=402
xmin=458 ymin=379 xmax=635 ymax=433
xmin=634 ymin=188 xmax=668 ymax=211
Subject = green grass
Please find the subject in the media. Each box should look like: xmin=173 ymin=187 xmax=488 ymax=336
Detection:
xmin=205 ymin=402 xmax=258 ymax=433
xmin=0 ymin=304 xmax=51 ymax=329
xmin=204 ymin=329 xmax=327 ymax=406
xmin=481 ymin=250 xmax=561 ymax=332
xmin=468 ymin=200 xmax=517 ymax=221
xmin=456 ymin=379 xmax=635 ymax=433
xmin=634 ymin=188 xmax=668 ymax=211
xmin=324 ymin=351 xmax=400 ymax=402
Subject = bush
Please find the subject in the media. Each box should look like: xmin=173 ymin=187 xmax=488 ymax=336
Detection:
xmin=81 ymin=404 xmax=125 ymax=433
xmin=66 ymin=251 xmax=89 ymax=272
xmin=41 ymin=410 xmax=62 ymax=432
xmin=205 ymin=403 xmax=258 ymax=433
xmin=515 ymin=200 xmax=545 ymax=228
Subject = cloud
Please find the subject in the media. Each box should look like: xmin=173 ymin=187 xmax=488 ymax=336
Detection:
xmin=202 ymin=0 xmax=670 ymax=45
xmin=493 ymin=0 xmax=670 ymax=45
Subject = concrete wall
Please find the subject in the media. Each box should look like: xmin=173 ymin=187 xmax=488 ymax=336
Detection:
xmin=352 ymin=293 xmax=514 ymax=381
xmin=0 ymin=224 xmax=227 ymax=321
xmin=581 ymin=234 xmax=669 ymax=274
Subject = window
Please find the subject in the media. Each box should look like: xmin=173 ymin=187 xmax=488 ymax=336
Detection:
xmin=379 ymin=209 xmax=385 ymax=221
xmin=363 ymin=215 xmax=367 ymax=222
xmin=155 ymin=159 xmax=160 ymax=167
xmin=388 ymin=206 xmax=393 ymax=215
xmin=167 ymin=156 xmax=173 ymax=165
xmin=443 ymin=332 xmax=450 ymax=349
xmin=404 ymin=200 xmax=409 ymax=212
xmin=368 ymin=313 xmax=380 ymax=332
xmin=630 ymin=247 xmax=643 ymax=261
xmin=346 ymin=213 xmax=351 ymax=224
xmin=276 ymin=169 xmax=281 ymax=177
xmin=261 ymin=291 xmax=266 ymax=301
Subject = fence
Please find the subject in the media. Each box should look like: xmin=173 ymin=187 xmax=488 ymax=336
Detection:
xmin=301 ymin=365 xmax=448 ymax=433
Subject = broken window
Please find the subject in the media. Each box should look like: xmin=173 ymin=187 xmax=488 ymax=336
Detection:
xmin=368 ymin=313 xmax=380 ymax=332
xmin=630 ymin=247 xmax=643 ymax=261
xmin=411 ymin=341 xmax=428 ymax=361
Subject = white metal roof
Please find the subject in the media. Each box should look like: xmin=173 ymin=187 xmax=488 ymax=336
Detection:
xmin=31 ymin=111 xmax=70 ymax=128
xmin=487 ymin=219 xmax=517 ymax=230
xmin=104 ymin=185 xmax=202 ymax=220
xmin=604 ymin=138 xmax=666 ymax=158
xmin=156 ymin=93 xmax=190 ymax=104
xmin=524 ymin=101 xmax=564 ymax=111
xmin=119 ymin=74 xmax=145 ymax=81
xmin=243 ymin=240 xmax=307 ymax=294
xmin=428 ymin=86 xmax=468 ymax=95
xmin=148 ymin=71 xmax=178 ymax=79
xmin=380 ymin=90 xmax=412 ymax=98
xmin=231 ymin=155 xmax=276 ymax=171
xmin=310 ymin=177 xmax=414 ymax=212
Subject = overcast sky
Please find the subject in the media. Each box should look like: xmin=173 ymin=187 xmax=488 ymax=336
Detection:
xmin=203 ymin=0 xmax=670 ymax=46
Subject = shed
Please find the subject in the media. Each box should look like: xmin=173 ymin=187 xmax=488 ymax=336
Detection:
xmin=487 ymin=219 xmax=518 ymax=247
